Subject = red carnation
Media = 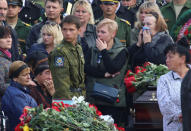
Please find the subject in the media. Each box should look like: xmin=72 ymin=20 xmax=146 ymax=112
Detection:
xmin=184 ymin=29 xmax=189 ymax=35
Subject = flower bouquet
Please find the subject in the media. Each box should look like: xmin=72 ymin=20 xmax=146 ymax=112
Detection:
xmin=124 ymin=62 xmax=169 ymax=93
xmin=171 ymin=9 xmax=191 ymax=43
xmin=15 ymin=96 xmax=125 ymax=131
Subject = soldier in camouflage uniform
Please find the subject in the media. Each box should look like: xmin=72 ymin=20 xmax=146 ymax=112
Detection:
xmin=6 ymin=0 xmax=31 ymax=56
xmin=96 ymin=0 xmax=131 ymax=47
xmin=161 ymin=0 xmax=191 ymax=34
xmin=49 ymin=15 xmax=85 ymax=99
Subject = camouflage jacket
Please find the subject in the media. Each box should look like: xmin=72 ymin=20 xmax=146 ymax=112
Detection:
xmin=49 ymin=40 xmax=85 ymax=99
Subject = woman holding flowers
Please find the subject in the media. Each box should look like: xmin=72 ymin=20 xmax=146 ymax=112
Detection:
xmin=157 ymin=42 xmax=190 ymax=131
xmin=85 ymin=18 xmax=129 ymax=129
xmin=128 ymin=11 xmax=173 ymax=70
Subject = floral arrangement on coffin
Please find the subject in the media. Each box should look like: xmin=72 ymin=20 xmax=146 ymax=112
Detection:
xmin=15 ymin=96 xmax=125 ymax=131
xmin=171 ymin=9 xmax=191 ymax=43
xmin=124 ymin=62 xmax=169 ymax=93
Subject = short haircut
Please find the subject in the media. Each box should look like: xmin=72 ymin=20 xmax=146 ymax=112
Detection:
xmin=0 ymin=26 xmax=11 ymax=39
xmin=61 ymin=15 xmax=81 ymax=29
xmin=38 ymin=21 xmax=63 ymax=46
xmin=71 ymin=0 xmax=95 ymax=24
xmin=164 ymin=44 xmax=190 ymax=63
xmin=96 ymin=18 xmax=118 ymax=33
xmin=45 ymin=0 xmax=63 ymax=7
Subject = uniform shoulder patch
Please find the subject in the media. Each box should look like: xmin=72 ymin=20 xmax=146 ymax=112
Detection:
xmin=54 ymin=57 xmax=64 ymax=67
xmin=22 ymin=21 xmax=31 ymax=27
xmin=120 ymin=18 xmax=131 ymax=25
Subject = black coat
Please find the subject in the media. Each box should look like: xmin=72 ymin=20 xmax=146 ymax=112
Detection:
xmin=128 ymin=31 xmax=173 ymax=70
xmin=181 ymin=69 xmax=191 ymax=131
xmin=2 ymin=21 xmax=20 ymax=61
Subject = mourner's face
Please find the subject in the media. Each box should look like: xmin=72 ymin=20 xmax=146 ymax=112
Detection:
xmin=0 ymin=35 xmax=12 ymax=49
xmin=36 ymin=69 xmax=52 ymax=86
xmin=14 ymin=69 xmax=31 ymax=86
xmin=100 ymin=3 xmax=118 ymax=16
xmin=0 ymin=0 xmax=8 ymax=22
xmin=42 ymin=30 xmax=54 ymax=46
xmin=74 ymin=6 xmax=91 ymax=24
xmin=45 ymin=1 xmax=62 ymax=21
xmin=61 ymin=23 xmax=80 ymax=44
xmin=97 ymin=25 xmax=115 ymax=44
xmin=7 ymin=5 xmax=21 ymax=18
xmin=143 ymin=16 xmax=157 ymax=35
xmin=166 ymin=52 xmax=186 ymax=71
xmin=139 ymin=9 xmax=150 ymax=22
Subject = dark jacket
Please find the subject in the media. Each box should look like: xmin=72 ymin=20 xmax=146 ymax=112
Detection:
xmin=26 ymin=20 xmax=46 ymax=51
xmin=0 ymin=50 xmax=11 ymax=96
xmin=78 ymin=24 xmax=97 ymax=59
xmin=27 ymin=43 xmax=48 ymax=56
xmin=30 ymin=81 xmax=52 ymax=108
xmin=2 ymin=21 xmax=20 ymax=61
xmin=116 ymin=5 xmax=138 ymax=28
xmin=128 ymin=31 xmax=174 ymax=69
xmin=2 ymin=81 xmax=37 ymax=131
xmin=85 ymin=38 xmax=128 ymax=107
xmin=181 ymin=69 xmax=191 ymax=131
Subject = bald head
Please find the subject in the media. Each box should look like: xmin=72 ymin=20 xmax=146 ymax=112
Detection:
xmin=0 ymin=0 xmax=8 ymax=22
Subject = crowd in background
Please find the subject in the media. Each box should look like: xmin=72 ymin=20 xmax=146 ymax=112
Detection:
xmin=0 ymin=0 xmax=191 ymax=130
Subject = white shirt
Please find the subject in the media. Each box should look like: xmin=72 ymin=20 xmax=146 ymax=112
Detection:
xmin=157 ymin=71 xmax=182 ymax=131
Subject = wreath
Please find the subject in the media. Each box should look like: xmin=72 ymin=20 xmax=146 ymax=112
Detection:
xmin=171 ymin=9 xmax=191 ymax=43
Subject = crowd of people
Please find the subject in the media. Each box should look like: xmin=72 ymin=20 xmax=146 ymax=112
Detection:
xmin=0 ymin=0 xmax=191 ymax=130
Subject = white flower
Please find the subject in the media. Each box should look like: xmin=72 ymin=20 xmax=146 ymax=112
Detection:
xmin=72 ymin=96 xmax=85 ymax=105
xmin=100 ymin=115 xmax=114 ymax=127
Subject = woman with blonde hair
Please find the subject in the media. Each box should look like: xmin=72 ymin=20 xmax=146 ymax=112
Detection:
xmin=72 ymin=0 xmax=97 ymax=55
xmin=27 ymin=21 xmax=63 ymax=56
xmin=131 ymin=1 xmax=165 ymax=45
xmin=85 ymin=18 xmax=129 ymax=129
xmin=2 ymin=61 xmax=37 ymax=130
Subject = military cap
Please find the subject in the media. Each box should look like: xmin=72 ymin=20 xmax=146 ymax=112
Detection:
xmin=100 ymin=0 xmax=119 ymax=5
xmin=7 ymin=0 xmax=22 ymax=6
xmin=18 ymin=0 xmax=42 ymax=24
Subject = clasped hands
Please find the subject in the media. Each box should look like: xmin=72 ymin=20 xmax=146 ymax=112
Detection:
xmin=136 ymin=29 xmax=152 ymax=47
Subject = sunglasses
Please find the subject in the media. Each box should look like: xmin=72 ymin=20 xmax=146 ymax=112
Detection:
xmin=45 ymin=21 xmax=60 ymax=29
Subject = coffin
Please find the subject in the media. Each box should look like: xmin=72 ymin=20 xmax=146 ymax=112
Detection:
xmin=134 ymin=90 xmax=163 ymax=130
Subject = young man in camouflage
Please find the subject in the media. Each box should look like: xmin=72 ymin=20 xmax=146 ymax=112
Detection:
xmin=6 ymin=0 xmax=31 ymax=56
xmin=49 ymin=15 xmax=85 ymax=99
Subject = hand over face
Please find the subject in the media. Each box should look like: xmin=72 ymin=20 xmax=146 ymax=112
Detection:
xmin=96 ymin=38 xmax=107 ymax=51
xmin=43 ymin=80 xmax=55 ymax=96
xmin=142 ymin=30 xmax=152 ymax=44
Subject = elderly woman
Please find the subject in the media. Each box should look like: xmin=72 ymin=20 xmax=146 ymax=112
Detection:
xmin=131 ymin=1 xmax=164 ymax=45
xmin=2 ymin=61 xmax=37 ymax=130
xmin=0 ymin=26 xmax=12 ymax=95
xmin=72 ymin=0 xmax=97 ymax=55
xmin=27 ymin=21 xmax=63 ymax=56
xmin=85 ymin=18 xmax=128 ymax=128
xmin=128 ymin=11 xmax=173 ymax=69
xmin=157 ymin=43 xmax=190 ymax=131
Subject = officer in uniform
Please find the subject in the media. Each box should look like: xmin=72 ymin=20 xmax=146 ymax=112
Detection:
xmin=6 ymin=0 xmax=31 ymax=56
xmin=161 ymin=0 xmax=191 ymax=34
xmin=116 ymin=0 xmax=140 ymax=28
xmin=49 ymin=15 xmax=85 ymax=99
xmin=96 ymin=0 xmax=131 ymax=47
